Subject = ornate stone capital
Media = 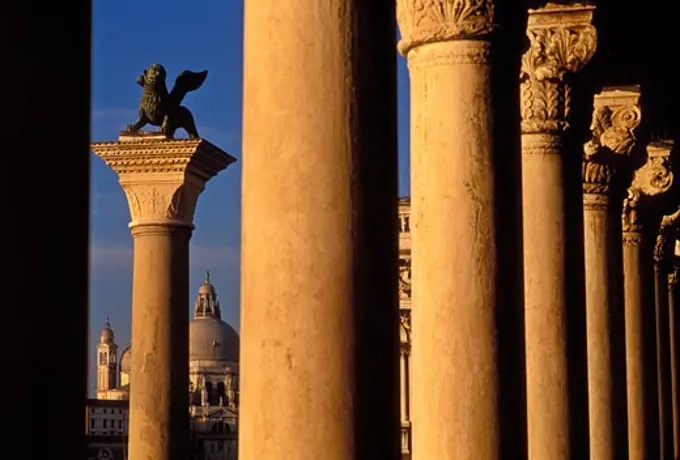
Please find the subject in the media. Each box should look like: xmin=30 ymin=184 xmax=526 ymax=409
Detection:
xmin=397 ymin=0 xmax=496 ymax=56
xmin=520 ymin=3 xmax=597 ymax=134
xmin=669 ymin=265 xmax=679 ymax=291
xmin=655 ymin=208 xmax=680 ymax=264
xmin=583 ymin=86 xmax=642 ymax=195
xmin=91 ymin=136 xmax=235 ymax=228
xmin=622 ymin=141 xmax=674 ymax=235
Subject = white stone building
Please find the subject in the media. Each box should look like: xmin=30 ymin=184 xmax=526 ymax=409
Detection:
xmin=92 ymin=274 xmax=239 ymax=459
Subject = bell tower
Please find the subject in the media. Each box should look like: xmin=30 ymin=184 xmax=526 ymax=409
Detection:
xmin=96 ymin=319 xmax=119 ymax=399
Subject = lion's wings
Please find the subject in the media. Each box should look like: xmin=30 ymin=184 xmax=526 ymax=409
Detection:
xmin=169 ymin=70 xmax=208 ymax=106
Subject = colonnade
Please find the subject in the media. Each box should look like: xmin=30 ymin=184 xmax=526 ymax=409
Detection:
xmin=10 ymin=1 xmax=680 ymax=459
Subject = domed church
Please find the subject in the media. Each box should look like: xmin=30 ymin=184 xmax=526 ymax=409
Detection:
xmin=93 ymin=273 xmax=239 ymax=458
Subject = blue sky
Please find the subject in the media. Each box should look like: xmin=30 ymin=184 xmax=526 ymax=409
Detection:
xmin=89 ymin=0 xmax=411 ymax=395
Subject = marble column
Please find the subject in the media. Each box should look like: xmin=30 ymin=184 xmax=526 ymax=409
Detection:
xmin=397 ymin=2 xmax=501 ymax=458
xmin=519 ymin=4 xmax=597 ymax=459
xmin=581 ymin=87 xmax=641 ymax=460
xmin=655 ymin=209 xmax=680 ymax=459
xmin=669 ymin=263 xmax=680 ymax=460
xmin=241 ymin=2 xmax=399 ymax=459
xmin=622 ymin=141 xmax=674 ymax=460
xmin=91 ymin=136 xmax=234 ymax=460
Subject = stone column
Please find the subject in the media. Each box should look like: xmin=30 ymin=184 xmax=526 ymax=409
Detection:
xmin=669 ymin=263 xmax=680 ymax=460
xmin=519 ymin=5 xmax=597 ymax=459
xmin=622 ymin=141 xmax=674 ymax=460
xmin=91 ymin=136 xmax=234 ymax=460
xmin=241 ymin=2 xmax=399 ymax=459
xmin=397 ymin=2 xmax=501 ymax=458
xmin=581 ymin=87 xmax=641 ymax=460
xmin=655 ymin=209 xmax=680 ymax=459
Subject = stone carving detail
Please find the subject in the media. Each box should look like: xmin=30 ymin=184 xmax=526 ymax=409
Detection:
xmin=622 ymin=142 xmax=675 ymax=239
xmin=583 ymin=88 xmax=642 ymax=194
xmin=397 ymin=0 xmax=495 ymax=55
xmin=121 ymin=183 xmax=201 ymax=224
xmin=400 ymin=309 xmax=412 ymax=352
xmin=520 ymin=4 xmax=597 ymax=134
xmin=669 ymin=266 xmax=679 ymax=291
xmin=399 ymin=261 xmax=412 ymax=300
xmin=655 ymin=208 xmax=680 ymax=264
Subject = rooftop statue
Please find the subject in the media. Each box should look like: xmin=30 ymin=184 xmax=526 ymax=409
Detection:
xmin=124 ymin=63 xmax=207 ymax=138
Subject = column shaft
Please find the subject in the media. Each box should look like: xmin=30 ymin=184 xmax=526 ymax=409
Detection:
xmin=408 ymin=38 xmax=499 ymax=459
xmin=583 ymin=195 xmax=618 ymax=460
xmin=669 ymin=273 xmax=679 ymax=459
xmin=655 ymin=265 xmax=673 ymax=459
xmin=128 ymin=224 xmax=191 ymax=460
xmin=623 ymin=234 xmax=659 ymax=460
xmin=522 ymin=134 xmax=570 ymax=459
xmin=241 ymin=2 xmax=398 ymax=459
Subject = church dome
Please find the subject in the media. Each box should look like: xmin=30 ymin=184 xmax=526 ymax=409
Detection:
xmin=189 ymin=272 xmax=239 ymax=362
xmin=190 ymin=318 xmax=240 ymax=362
xmin=119 ymin=346 xmax=131 ymax=373
xmin=100 ymin=320 xmax=114 ymax=344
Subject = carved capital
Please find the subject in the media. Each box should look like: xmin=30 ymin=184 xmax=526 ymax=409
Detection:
xmin=582 ymin=86 xmax=642 ymax=194
xmin=669 ymin=266 xmax=679 ymax=291
xmin=91 ymin=137 xmax=235 ymax=227
xmin=655 ymin=208 xmax=680 ymax=264
xmin=397 ymin=0 xmax=495 ymax=55
xmin=520 ymin=3 xmax=597 ymax=134
xmin=622 ymin=141 xmax=674 ymax=234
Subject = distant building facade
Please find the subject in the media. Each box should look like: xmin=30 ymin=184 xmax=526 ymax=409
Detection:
xmin=399 ymin=197 xmax=412 ymax=459
xmin=91 ymin=275 xmax=239 ymax=459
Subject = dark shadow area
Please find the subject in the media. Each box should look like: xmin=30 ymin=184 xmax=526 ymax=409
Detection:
xmin=493 ymin=3 xmax=529 ymax=458
xmin=2 ymin=1 xmax=92 ymax=459
xmin=352 ymin=4 xmax=401 ymax=459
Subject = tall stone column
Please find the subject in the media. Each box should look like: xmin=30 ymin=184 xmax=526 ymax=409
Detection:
xmin=621 ymin=141 xmax=674 ymax=460
xmin=397 ymin=2 xmax=502 ymax=459
xmin=581 ymin=87 xmax=641 ymax=460
xmin=91 ymin=136 xmax=234 ymax=460
xmin=519 ymin=4 xmax=597 ymax=459
xmin=655 ymin=209 xmax=680 ymax=459
xmin=669 ymin=263 xmax=680 ymax=460
xmin=241 ymin=2 xmax=399 ymax=459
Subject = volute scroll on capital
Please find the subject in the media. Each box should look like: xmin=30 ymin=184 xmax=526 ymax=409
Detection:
xmin=654 ymin=207 xmax=680 ymax=264
xmin=520 ymin=3 xmax=597 ymax=134
xmin=396 ymin=0 xmax=496 ymax=56
xmin=582 ymin=87 xmax=643 ymax=194
xmin=622 ymin=141 xmax=675 ymax=237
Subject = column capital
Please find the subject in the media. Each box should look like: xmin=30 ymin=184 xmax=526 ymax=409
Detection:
xmin=91 ymin=135 xmax=236 ymax=228
xmin=583 ymin=86 xmax=642 ymax=196
xmin=396 ymin=0 xmax=495 ymax=56
xmin=654 ymin=208 xmax=680 ymax=264
xmin=669 ymin=264 xmax=679 ymax=291
xmin=520 ymin=3 xmax=597 ymax=134
xmin=622 ymin=141 xmax=674 ymax=236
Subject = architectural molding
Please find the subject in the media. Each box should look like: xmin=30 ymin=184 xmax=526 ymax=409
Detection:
xmin=583 ymin=86 xmax=642 ymax=194
xmin=622 ymin=141 xmax=674 ymax=235
xmin=397 ymin=0 xmax=495 ymax=55
xmin=669 ymin=265 xmax=679 ymax=291
xmin=655 ymin=208 xmax=680 ymax=264
xmin=520 ymin=3 xmax=597 ymax=134
xmin=91 ymin=136 xmax=235 ymax=227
